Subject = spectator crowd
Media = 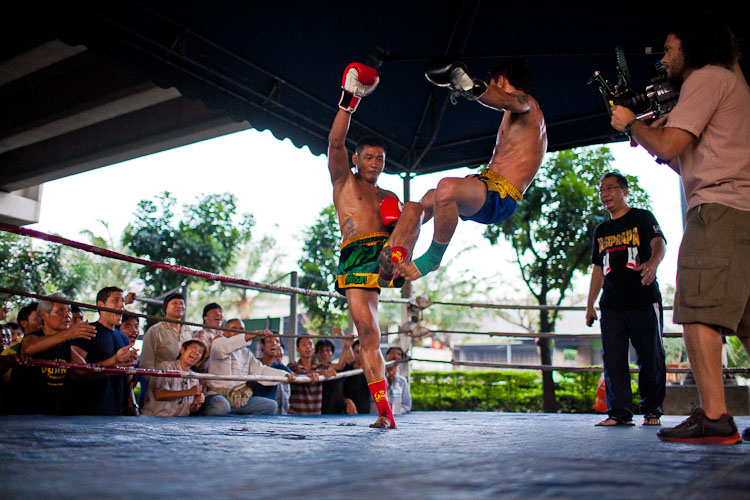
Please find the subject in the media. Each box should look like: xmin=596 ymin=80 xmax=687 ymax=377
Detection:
xmin=0 ymin=289 xmax=410 ymax=418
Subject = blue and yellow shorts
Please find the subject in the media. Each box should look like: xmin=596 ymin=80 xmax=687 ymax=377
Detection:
xmin=461 ymin=168 xmax=522 ymax=225
xmin=335 ymin=232 xmax=405 ymax=294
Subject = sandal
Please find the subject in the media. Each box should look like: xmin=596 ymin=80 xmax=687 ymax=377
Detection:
xmin=595 ymin=417 xmax=635 ymax=427
xmin=643 ymin=414 xmax=661 ymax=426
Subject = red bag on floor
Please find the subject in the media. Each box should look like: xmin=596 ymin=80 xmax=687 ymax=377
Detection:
xmin=593 ymin=375 xmax=608 ymax=413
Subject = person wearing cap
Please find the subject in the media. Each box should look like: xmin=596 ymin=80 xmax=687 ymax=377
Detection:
xmin=189 ymin=305 xmax=229 ymax=415
xmin=193 ymin=303 xmax=224 ymax=372
xmin=142 ymin=338 xmax=209 ymax=417
xmin=139 ymin=292 xmax=194 ymax=371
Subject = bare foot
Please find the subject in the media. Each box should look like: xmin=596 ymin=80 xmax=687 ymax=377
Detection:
xmin=369 ymin=416 xmax=396 ymax=429
xmin=393 ymin=261 xmax=423 ymax=281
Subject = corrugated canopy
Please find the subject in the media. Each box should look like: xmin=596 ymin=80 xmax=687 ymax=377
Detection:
xmin=1 ymin=1 xmax=746 ymax=190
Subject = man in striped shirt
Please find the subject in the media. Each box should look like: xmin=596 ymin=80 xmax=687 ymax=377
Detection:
xmin=288 ymin=336 xmax=335 ymax=415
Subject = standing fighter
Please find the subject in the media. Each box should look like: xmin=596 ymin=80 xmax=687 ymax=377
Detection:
xmin=380 ymin=59 xmax=547 ymax=282
xmin=328 ymin=62 xmax=418 ymax=428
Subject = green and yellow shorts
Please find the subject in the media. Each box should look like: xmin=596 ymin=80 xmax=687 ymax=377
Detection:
xmin=335 ymin=232 xmax=405 ymax=294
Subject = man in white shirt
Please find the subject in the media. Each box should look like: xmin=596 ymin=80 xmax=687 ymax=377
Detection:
xmin=207 ymin=327 xmax=294 ymax=415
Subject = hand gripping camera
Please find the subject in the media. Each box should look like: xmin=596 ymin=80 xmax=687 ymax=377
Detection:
xmin=588 ymin=47 xmax=680 ymax=121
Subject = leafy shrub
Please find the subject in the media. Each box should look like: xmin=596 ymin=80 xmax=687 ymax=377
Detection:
xmin=412 ymin=370 xmax=640 ymax=412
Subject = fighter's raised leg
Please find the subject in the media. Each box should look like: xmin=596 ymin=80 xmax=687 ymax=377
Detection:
xmin=345 ymin=287 xmax=396 ymax=428
xmin=420 ymin=188 xmax=436 ymax=222
xmin=377 ymin=201 xmax=424 ymax=286
xmin=432 ymin=176 xmax=487 ymax=242
xmin=395 ymin=176 xmax=487 ymax=280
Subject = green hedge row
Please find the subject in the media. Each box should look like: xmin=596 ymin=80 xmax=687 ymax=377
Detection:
xmin=411 ymin=370 xmax=640 ymax=412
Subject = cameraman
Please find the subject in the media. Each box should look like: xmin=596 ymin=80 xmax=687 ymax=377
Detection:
xmin=611 ymin=11 xmax=750 ymax=445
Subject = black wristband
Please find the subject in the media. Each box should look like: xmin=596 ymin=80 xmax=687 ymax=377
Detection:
xmin=624 ymin=118 xmax=639 ymax=137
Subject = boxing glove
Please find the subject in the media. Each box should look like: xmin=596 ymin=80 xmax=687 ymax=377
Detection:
xmin=380 ymin=197 xmax=403 ymax=226
xmin=448 ymin=61 xmax=475 ymax=92
xmin=425 ymin=58 xmax=455 ymax=87
xmin=339 ymin=62 xmax=380 ymax=113
xmin=425 ymin=59 xmax=487 ymax=101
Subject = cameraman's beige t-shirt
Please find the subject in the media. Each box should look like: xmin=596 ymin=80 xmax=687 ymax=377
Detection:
xmin=666 ymin=65 xmax=750 ymax=211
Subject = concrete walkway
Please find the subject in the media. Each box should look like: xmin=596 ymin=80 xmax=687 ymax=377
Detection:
xmin=1 ymin=412 xmax=748 ymax=499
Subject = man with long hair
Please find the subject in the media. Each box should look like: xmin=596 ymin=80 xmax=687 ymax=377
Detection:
xmin=611 ymin=11 xmax=750 ymax=444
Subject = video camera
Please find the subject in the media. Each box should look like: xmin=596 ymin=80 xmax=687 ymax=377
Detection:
xmin=588 ymin=47 xmax=680 ymax=121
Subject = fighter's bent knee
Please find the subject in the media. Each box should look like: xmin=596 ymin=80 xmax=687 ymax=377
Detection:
xmin=402 ymin=201 xmax=424 ymax=217
xmin=435 ymin=178 xmax=461 ymax=202
xmin=420 ymin=189 xmax=436 ymax=209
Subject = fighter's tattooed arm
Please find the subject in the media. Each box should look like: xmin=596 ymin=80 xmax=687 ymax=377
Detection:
xmin=478 ymin=86 xmax=533 ymax=114
xmin=511 ymin=92 xmax=529 ymax=105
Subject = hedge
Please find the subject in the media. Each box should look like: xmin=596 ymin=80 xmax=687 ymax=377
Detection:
xmin=411 ymin=370 xmax=641 ymax=412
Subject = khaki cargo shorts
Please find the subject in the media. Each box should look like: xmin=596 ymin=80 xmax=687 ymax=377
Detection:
xmin=674 ymin=203 xmax=750 ymax=337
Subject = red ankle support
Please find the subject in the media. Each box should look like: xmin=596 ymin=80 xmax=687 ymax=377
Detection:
xmin=368 ymin=378 xmax=395 ymax=427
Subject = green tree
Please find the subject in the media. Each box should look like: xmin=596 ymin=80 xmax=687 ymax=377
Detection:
xmin=0 ymin=231 xmax=91 ymax=308
xmin=79 ymin=221 xmax=142 ymax=295
xmin=297 ymin=205 xmax=347 ymax=332
xmin=483 ymin=146 xmax=650 ymax=412
xmin=727 ymin=337 xmax=750 ymax=375
xmin=189 ymin=232 xmax=289 ymax=320
xmin=123 ymin=192 xmax=254 ymax=320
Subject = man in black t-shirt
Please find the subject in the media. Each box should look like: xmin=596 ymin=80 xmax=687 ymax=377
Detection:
xmin=68 ymin=286 xmax=138 ymax=415
xmin=586 ymin=172 xmax=667 ymax=427
xmin=315 ymin=336 xmax=356 ymax=414
xmin=9 ymin=293 xmax=96 ymax=415
xmin=343 ymin=339 xmax=371 ymax=414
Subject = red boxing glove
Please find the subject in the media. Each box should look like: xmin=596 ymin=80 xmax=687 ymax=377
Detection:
xmin=380 ymin=197 xmax=403 ymax=227
xmin=339 ymin=62 xmax=380 ymax=113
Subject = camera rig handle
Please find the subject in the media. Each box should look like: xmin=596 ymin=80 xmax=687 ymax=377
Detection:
xmin=587 ymin=70 xmax=616 ymax=115
xmin=588 ymin=49 xmax=679 ymax=121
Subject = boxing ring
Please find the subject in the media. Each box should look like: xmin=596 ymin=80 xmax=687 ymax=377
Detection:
xmin=1 ymin=412 xmax=749 ymax=499
xmin=2 ymin=222 xmax=750 ymax=499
